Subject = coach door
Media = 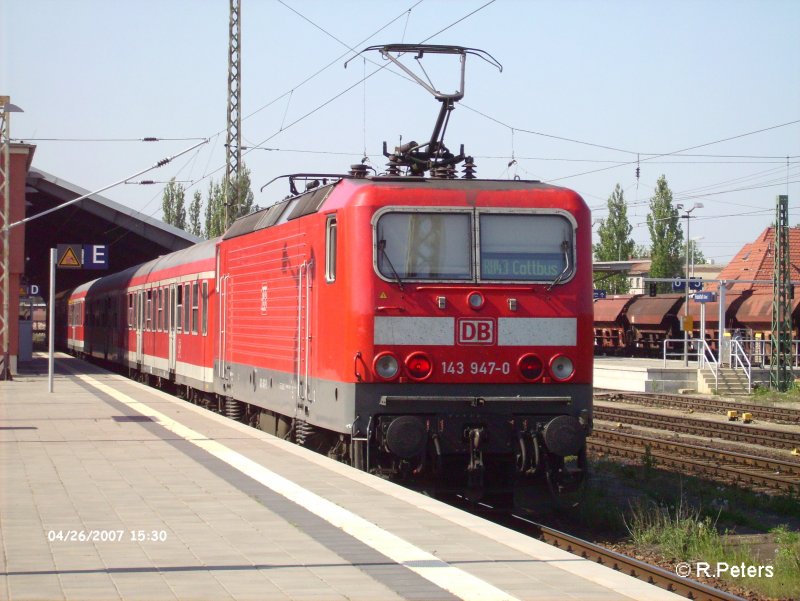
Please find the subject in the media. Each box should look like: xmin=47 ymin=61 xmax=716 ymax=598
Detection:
xmin=168 ymin=284 xmax=177 ymax=372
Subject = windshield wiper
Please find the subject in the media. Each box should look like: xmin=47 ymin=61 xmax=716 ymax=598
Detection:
xmin=377 ymin=239 xmax=404 ymax=290
xmin=546 ymin=240 xmax=571 ymax=291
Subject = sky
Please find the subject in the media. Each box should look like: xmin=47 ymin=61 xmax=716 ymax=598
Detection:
xmin=2 ymin=0 xmax=799 ymax=265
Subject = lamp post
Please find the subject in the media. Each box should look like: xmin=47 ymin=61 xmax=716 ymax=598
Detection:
xmin=0 ymin=96 xmax=23 ymax=380
xmin=677 ymin=202 xmax=703 ymax=366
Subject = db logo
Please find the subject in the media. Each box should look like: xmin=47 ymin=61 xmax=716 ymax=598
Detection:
xmin=457 ymin=318 xmax=496 ymax=345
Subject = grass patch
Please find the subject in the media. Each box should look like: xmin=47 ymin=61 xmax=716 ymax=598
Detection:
xmin=571 ymin=481 xmax=627 ymax=533
xmin=593 ymin=456 xmax=800 ymax=526
xmin=626 ymin=497 xmax=724 ymax=559
xmin=626 ymin=501 xmax=800 ymax=598
xmin=751 ymin=380 xmax=800 ymax=404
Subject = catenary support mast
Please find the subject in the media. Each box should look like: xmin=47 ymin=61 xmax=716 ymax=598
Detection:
xmin=770 ymin=194 xmax=793 ymax=391
xmin=224 ymin=0 xmax=242 ymax=229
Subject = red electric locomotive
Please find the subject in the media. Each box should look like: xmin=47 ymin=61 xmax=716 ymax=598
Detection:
xmin=64 ymin=45 xmax=593 ymax=503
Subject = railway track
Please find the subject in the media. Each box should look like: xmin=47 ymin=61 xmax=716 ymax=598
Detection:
xmin=525 ymin=521 xmax=746 ymax=601
xmin=445 ymin=493 xmax=746 ymax=601
xmin=589 ymin=428 xmax=800 ymax=494
xmin=595 ymin=389 xmax=800 ymax=424
xmin=594 ymin=404 xmax=800 ymax=451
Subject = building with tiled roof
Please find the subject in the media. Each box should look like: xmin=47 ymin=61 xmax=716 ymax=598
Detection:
xmin=716 ymin=226 xmax=800 ymax=292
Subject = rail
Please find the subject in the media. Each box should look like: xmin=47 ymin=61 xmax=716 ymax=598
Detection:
xmin=594 ymin=390 xmax=800 ymax=423
xmin=729 ymin=338 xmax=752 ymax=393
xmin=530 ymin=523 xmax=745 ymax=601
xmin=589 ymin=428 xmax=800 ymax=494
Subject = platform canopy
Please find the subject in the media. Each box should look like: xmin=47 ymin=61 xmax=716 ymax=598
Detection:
xmin=23 ymin=168 xmax=201 ymax=298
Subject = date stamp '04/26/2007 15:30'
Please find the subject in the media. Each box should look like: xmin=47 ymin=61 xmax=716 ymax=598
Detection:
xmin=47 ymin=529 xmax=168 ymax=543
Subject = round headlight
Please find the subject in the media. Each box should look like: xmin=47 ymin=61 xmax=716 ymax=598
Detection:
xmin=550 ymin=355 xmax=574 ymax=381
xmin=374 ymin=353 xmax=400 ymax=380
xmin=518 ymin=353 xmax=544 ymax=381
xmin=468 ymin=291 xmax=484 ymax=310
xmin=405 ymin=352 xmax=433 ymax=380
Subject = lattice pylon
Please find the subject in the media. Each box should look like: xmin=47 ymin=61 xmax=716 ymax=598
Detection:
xmin=770 ymin=194 xmax=793 ymax=391
xmin=224 ymin=0 xmax=242 ymax=230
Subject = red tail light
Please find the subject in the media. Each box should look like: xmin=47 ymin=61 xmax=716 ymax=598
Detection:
xmin=518 ymin=354 xmax=543 ymax=381
xmin=405 ymin=352 xmax=433 ymax=380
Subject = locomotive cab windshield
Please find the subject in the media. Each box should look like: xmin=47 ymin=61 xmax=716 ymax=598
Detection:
xmin=373 ymin=207 xmax=576 ymax=284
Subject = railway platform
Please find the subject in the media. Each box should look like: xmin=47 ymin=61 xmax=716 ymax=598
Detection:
xmin=0 ymin=354 xmax=685 ymax=601
xmin=594 ymin=356 xmax=698 ymax=393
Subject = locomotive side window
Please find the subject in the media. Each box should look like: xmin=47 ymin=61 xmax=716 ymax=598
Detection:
xmin=325 ymin=216 xmax=337 ymax=283
xmin=376 ymin=212 xmax=472 ymax=281
xmin=479 ymin=213 xmax=574 ymax=282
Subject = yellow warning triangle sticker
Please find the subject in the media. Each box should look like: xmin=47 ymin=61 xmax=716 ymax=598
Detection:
xmin=58 ymin=247 xmax=82 ymax=267
xmin=379 ymin=291 xmax=388 ymax=299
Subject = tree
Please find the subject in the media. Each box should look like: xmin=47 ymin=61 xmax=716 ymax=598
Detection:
xmin=228 ymin=165 xmax=255 ymax=222
xmin=188 ymin=190 xmax=203 ymax=238
xmin=161 ymin=178 xmax=186 ymax=228
xmin=593 ymin=184 xmax=635 ymax=294
xmin=632 ymin=243 xmax=650 ymax=259
xmin=646 ymin=175 xmax=684 ymax=292
xmin=682 ymin=239 xmax=707 ymax=268
xmin=204 ymin=179 xmax=225 ymax=239
xmin=173 ymin=184 xmax=186 ymax=230
xmin=203 ymin=164 xmax=257 ymax=238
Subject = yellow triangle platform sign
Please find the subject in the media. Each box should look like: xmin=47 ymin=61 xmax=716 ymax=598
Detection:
xmin=57 ymin=244 xmax=82 ymax=269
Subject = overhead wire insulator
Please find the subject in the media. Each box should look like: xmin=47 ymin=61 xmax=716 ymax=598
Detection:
xmin=462 ymin=156 xmax=477 ymax=179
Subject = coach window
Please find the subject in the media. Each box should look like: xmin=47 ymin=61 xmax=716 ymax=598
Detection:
xmin=376 ymin=211 xmax=472 ymax=281
xmin=191 ymin=282 xmax=199 ymax=334
xmin=156 ymin=288 xmax=163 ymax=331
xmin=146 ymin=290 xmax=153 ymax=331
xmin=127 ymin=294 xmax=133 ymax=328
xmin=167 ymin=287 xmax=173 ymax=332
xmin=479 ymin=213 xmax=575 ymax=282
xmin=325 ymin=215 xmax=337 ymax=283
xmin=201 ymin=281 xmax=208 ymax=335
xmin=176 ymin=285 xmax=183 ymax=332
xmin=183 ymin=283 xmax=191 ymax=334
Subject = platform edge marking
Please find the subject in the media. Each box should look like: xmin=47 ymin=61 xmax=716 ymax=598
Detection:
xmin=72 ymin=371 xmax=522 ymax=601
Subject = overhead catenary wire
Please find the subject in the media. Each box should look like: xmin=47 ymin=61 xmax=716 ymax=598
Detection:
xmin=184 ymin=0 xmax=499 ymax=195
xmin=11 ymin=136 xmax=207 ymax=143
xmin=6 ymin=139 xmax=209 ymax=231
